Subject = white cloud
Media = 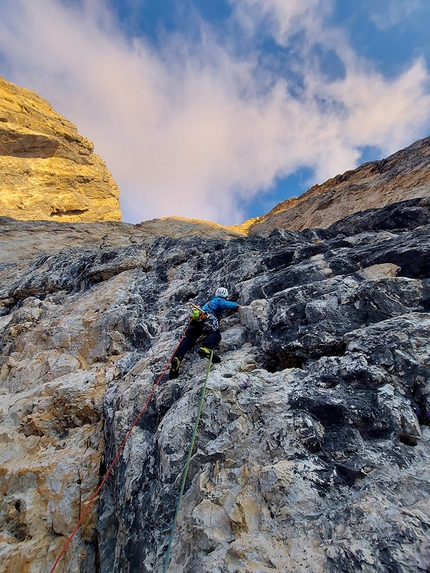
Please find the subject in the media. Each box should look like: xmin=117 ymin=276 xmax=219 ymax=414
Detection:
xmin=0 ymin=0 xmax=429 ymax=224
xmin=230 ymin=0 xmax=326 ymax=41
xmin=368 ymin=0 xmax=423 ymax=30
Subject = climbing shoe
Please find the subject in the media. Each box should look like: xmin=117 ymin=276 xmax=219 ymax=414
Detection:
xmin=198 ymin=347 xmax=221 ymax=363
xmin=169 ymin=356 xmax=181 ymax=379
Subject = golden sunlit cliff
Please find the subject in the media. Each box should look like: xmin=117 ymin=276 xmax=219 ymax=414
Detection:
xmin=247 ymin=136 xmax=430 ymax=234
xmin=0 ymin=76 xmax=121 ymax=222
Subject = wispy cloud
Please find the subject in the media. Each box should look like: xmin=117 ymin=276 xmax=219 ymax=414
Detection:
xmin=0 ymin=0 xmax=429 ymax=224
xmin=367 ymin=0 xmax=423 ymax=30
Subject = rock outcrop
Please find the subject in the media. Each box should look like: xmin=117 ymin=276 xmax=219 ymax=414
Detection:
xmin=0 ymin=216 xmax=246 ymax=269
xmin=248 ymin=136 xmax=430 ymax=234
xmin=1 ymin=195 xmax=430 ymax=572
xmin=0 ymin=76 xmax=121 ymax=223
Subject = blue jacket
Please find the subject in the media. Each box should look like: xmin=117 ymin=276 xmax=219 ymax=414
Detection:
xmin=202 ymin=296 xmax=239 ymax=319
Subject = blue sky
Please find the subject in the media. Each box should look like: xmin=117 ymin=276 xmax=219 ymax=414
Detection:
xmin=1 ymin=0 xmax=430 ymax=224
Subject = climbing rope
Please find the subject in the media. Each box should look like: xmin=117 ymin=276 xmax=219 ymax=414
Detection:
xmin=162 ymin=350 xmax=213 ymax=573
xmin=49 ymin=319 xmax=192 ymax=573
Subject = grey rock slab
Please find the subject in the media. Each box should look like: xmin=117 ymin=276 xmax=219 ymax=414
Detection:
xmin=1 ymin=198 xmax=430 ymax=572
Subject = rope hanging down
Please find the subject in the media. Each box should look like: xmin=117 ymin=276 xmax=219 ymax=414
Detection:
xmin=162 ymin=350 xmax=213 ymax=573
xmin=49 ymin=319 xmax=192 ymax=573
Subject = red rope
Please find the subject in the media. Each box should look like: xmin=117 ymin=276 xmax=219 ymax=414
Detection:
xmin=49 ymin=320 xmax=191 ymax=573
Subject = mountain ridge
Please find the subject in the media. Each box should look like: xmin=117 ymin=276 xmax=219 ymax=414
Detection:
xmin=246 ymin=135 xmax=430 ymax=234
xmin=1 ymin=74 xmax=429 ymax=234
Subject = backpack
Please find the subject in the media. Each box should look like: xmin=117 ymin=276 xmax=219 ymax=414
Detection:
xmin=202 ymin=312 xmax=219 ymax=332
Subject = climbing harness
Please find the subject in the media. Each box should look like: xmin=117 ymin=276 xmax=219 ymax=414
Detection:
xmin=49 ymin=319 xmax=192 ymax=573
xmin=162 ymin=350 xmax=213 ymax=573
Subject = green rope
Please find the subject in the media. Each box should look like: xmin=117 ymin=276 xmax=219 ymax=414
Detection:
xmin=162 ymin=351 xmax=213 ymax=573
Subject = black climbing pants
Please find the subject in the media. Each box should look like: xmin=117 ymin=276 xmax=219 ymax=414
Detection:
xmin=175 ymin=321 xmax=221 ymax=360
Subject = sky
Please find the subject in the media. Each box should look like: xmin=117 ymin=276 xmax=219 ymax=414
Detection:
xmin=0 ymin=0 xmax=430 ymax=225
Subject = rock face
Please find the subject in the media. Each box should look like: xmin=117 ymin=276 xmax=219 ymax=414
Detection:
xmin=1 ymin=196 xmax=430 ymax=572
xmin=0 ymin=216 xmax=245 ymax=269
xmin=248 ymin=136 xmax=430 ymax=234
xmin=0 ymin=76 xmax=121 ymax=222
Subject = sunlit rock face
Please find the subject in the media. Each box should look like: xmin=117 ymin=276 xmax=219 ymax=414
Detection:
xmin=0 ymin=195 xmax=429 ymax=572
xmin=0 ymin=76 xmax=121 ymax=222
xmin=248 ymin=136 xmax=430 ymax=234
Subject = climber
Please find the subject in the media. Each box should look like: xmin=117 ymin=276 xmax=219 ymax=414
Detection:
xmin=169 ymin=287 xmax=240 ymax=379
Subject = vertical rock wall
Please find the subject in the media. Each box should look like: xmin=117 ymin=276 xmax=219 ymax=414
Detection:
xmin=0 ymin=198 xmax=429 ymax=572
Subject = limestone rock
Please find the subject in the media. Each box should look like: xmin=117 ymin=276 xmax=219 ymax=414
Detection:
xmin=0 ymin=216 xmax=245 ymax=268
xmin=248 ymin=136 xmax=430 ymax=233
xmin=0 ymin=76 xmax=121 ymax=222
xmin=1 ymin=196 xmax=430 ymax=572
